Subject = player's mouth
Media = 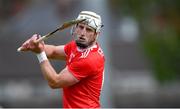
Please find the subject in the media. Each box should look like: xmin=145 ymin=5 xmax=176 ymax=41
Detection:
xmin=78 ymin=37 xmax=86 ymax=42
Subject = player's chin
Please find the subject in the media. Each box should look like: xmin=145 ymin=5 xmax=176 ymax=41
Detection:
xmin=75 ymin=40 xmax=88 ymax=49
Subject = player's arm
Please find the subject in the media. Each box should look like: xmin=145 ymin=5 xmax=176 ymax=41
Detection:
xmin=44 ymin=45 xmax=66 ymax=60
xmin=19 ymin=34 xmax=79 ymax=88
xmin=40 ymin=60 xmax=79 ymax=88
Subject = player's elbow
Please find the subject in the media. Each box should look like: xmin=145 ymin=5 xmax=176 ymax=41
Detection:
xmin=48 ymin=83 xmax=56 ymax=89
xmin=48 ymin=80 xmax=62 ymax=89
xmin=49 ymin=85 xmax=59 ymax=89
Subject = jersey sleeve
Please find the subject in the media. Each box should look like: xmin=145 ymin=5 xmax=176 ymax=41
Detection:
xmin=64 ymin=41 xmax=74 ymax=56
xmin=67 ymin=59 xmax=95 ymax=80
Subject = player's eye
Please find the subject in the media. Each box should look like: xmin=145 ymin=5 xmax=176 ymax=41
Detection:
xmin=78 ymin=25 xmax=84 ymax=30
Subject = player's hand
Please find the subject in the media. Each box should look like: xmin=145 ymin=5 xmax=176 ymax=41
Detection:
xmin=20 ymin=34 xmax=45 ymax=53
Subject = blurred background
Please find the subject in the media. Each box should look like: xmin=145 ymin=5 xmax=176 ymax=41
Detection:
xmin=0 ymin=0 xmax=179 ymax=108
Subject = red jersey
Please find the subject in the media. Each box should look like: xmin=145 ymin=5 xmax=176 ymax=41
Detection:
xmin=63 ymin=41 xmax=105 ymax=108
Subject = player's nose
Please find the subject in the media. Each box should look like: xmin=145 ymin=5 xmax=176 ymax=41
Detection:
xmin=80 ymin=28 xmax=87 ymax=36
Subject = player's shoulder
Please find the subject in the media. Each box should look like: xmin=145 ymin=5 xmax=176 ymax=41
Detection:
xmin=82 ymin=48 xmax=105 ymax=68
xmin=64 ymin=41 xmax=76 ymax=55
xmin=66 ymin=40 xmax=76 ymax=47
xmin=81 ymin=52 xmax=105 ymax=71
xmin=88 ymin=51 xmax=104 ymax=64
xmin=90 ymin=44 xmax=104 ymax=59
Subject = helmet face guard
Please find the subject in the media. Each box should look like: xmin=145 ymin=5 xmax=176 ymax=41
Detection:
xmin=76 ymin=11 xmax=103 ymax=32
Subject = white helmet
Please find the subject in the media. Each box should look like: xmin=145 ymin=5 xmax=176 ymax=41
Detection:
xmin=76 ymin=11 xmax=103 ymax=32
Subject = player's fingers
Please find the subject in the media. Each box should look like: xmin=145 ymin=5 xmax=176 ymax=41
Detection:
xmin=20 ymin=39 xmax=31 ymax=51
xmin=30 ymin=34 xmax=38 ymax=43
xmin=19 ymin=46 xmax=29 ymax=51
xmin=20 ymin=43 xmax=31 ymax=52
xmin=18 ymin=34 xmax=39 ymax=52
xmin=37 ymin=35 xmax=44 ymax=45
xmin=21 ymin=34 xmax=37 ymax=47
xmin=29 ymin=34 xmax=43 ymax=49
xmin=22 ymin=38 xmax=30 ymax=46
xmin=37 ymin=34 xmax=41 ymax=39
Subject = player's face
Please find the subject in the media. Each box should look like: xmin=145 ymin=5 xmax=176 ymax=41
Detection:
xmin=74 ymin=23 xmax=98 ymax=49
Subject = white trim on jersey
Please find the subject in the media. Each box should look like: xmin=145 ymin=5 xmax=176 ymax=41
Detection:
xmin=77 ymin=44 xmax=97 ymax=59
xmin=80 ymin=49 xmax=90 ymax=58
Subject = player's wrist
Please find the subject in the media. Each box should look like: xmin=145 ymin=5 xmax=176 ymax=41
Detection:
xmin=36 ymin=51 xmax=48 ymax=63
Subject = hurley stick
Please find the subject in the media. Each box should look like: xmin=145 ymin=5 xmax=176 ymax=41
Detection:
xmin=17 ymin=19 xmax=85 ymax=52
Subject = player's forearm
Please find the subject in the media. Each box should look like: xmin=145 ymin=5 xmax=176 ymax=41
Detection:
xmin=44 ymin=45 xmax=66 ymax=60
xmin=39 ymin=60 xmax=60 ymax=88
xmin=44 ymin=45 xmax=56 ymax=58
xmin=36 ymin=51 xmax=66 ymax=88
